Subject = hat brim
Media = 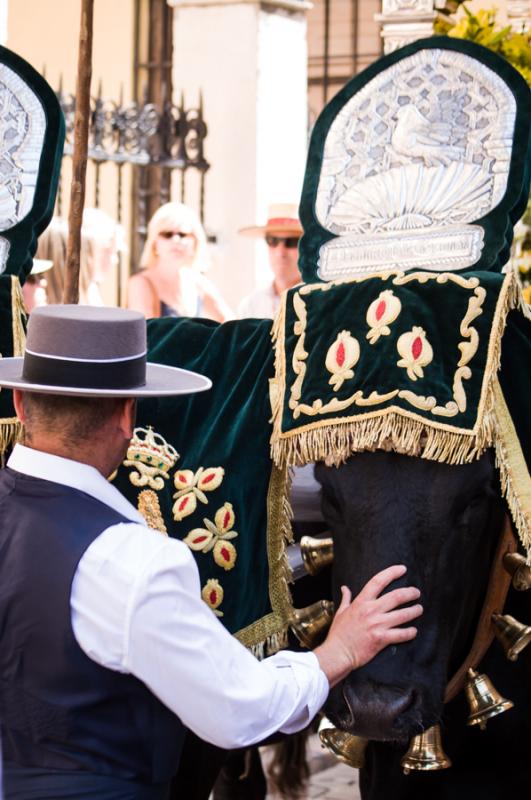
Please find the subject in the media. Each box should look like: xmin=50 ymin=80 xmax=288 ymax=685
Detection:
xmin=0 ymin=358 xmax=211 ymax=398
xmin=30 ymin=259 xmax=54 ymax=275
xmin=239 ymin=224 xmax=303 ymax=238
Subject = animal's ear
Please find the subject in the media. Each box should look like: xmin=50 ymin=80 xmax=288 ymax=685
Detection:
xmin=0 ymin=45 xmax=65 ymax=284
xmin=298 ymin=36 xmax=530 ymax=284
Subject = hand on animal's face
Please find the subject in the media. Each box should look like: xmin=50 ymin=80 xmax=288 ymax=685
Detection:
xmin=314 ymin=564 xmax=422 ymax=688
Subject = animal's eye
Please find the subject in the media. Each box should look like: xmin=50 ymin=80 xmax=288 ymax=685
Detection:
xmin=454 ymin=493 xmax=489 ymax=527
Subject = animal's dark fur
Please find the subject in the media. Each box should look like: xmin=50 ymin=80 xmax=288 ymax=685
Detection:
xmin=316 ymin=448 xmax=531 ymax=799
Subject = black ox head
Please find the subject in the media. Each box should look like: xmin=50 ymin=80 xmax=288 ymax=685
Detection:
xmin=315 ymin=449 xmax=505 ymax=743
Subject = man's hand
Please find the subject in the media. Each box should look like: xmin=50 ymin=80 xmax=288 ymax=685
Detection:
xmin=313 ymin=565 xmax=422 ymax=688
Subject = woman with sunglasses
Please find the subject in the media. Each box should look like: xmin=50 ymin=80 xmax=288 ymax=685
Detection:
xmin=237 ymin=203 xmax=303 ymax=319
xmin=127 ymin=202 xmax=232 ymax=321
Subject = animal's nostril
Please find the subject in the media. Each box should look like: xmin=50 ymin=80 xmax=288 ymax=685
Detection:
xmin=339 ymin=682 xmax=417 ymax=740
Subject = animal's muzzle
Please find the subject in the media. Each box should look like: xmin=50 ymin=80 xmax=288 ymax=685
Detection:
xmin=328 ymin=681 xmax=425 ymax=743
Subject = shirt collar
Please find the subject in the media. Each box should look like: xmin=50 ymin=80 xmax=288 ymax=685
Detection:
xmin=8 ymin=444 xmax=146 ymax=526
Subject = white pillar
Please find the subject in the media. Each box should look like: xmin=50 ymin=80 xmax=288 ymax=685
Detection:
xmin=167 ymin=0 xmax=310 ymax=310
xmin=0 ymin=0 xmax=8 ymax=44
xmin=375 ymin=1 xmax=456 ymax=54
xmin=507 ymin=1 xmax=531 ymax=32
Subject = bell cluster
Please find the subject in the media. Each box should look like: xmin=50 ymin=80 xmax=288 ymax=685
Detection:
xmin=314 ymin=550 xmax=531 ymax=773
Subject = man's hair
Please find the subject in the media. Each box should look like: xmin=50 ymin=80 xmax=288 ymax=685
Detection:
xmin=22 ymin=392 xmax=127 ymax=444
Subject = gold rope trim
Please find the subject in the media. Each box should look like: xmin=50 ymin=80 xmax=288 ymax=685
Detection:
xmin=11 ymin=275 xmax=27 ymax=356
xmin=271 ymin=271 xmax=519 ymax=469
xmin=493 ymin=379 xmax=531 ymax=560
xmin=0 ymin=277 xmax=26 ymax=458
xmin=235 ymin=462 xmax=295 ymax=656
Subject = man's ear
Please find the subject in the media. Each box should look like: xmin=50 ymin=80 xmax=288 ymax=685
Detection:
xmin=117 ymin=397 xmax=137 ymax=440
xmin=13 ymin=390 xmax=26 ymax=423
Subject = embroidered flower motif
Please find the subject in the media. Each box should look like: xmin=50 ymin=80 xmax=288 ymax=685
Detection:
xmin=123 ymin=426 xmax=179 ymax=491
xmin=366 ymin=290 xmax=402 ymax=344
xmin=201 ymin=579 xmax=224 ymax=617
xmin=397 ymin=326 xmax=433 ymax=381
xmin=183 ymin=502 xmax=239 ymax=570
xmin=137 ymin=489 xmax=167 ymax=535
xmin=172 ymin=466 xmax=225 ymax=521
xmin=325 ymin=331 xmax=360 ymax=391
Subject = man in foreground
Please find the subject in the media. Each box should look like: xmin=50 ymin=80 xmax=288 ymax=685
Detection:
xmin=0 ymin=305 xmax=422 ymax=799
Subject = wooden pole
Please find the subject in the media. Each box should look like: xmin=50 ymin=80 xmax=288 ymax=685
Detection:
xmin=63 ymin=0 xmax=94 ymax=304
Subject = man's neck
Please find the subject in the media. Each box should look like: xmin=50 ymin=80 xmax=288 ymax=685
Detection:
xmin=23 ymin=437 xmax=116 ymax=478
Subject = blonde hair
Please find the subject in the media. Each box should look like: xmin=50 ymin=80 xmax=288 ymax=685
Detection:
xmin=140 ymin=202 xmax=209 ymax=273
xmin=36 ymin=209 xmax=122 ymax=304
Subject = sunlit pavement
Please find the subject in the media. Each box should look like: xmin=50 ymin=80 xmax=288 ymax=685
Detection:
xmin=265 ymin=734 xmax=362 ymax=800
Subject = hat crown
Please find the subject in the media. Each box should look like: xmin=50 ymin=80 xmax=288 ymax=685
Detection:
xmin=266 ymin=203 xmax=299 ymax=223
xmin=26 ymin=305 xmax=146 ymax=361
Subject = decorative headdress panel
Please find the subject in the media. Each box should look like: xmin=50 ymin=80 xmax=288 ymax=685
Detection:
xmin=0 ymin=46 xmax=65 ymax=456
xmin=299 ymin=37 xmax=530 ymax=283
xmin=271 ymin=37 xmax=531 ymax=556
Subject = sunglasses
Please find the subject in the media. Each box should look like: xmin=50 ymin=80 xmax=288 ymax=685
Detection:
xmin=158 ymin=230 xmax=194 ymax=240
xmin=265 ymin=235 xmax=299 ymax=249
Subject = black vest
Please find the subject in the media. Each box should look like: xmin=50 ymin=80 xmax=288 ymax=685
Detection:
xmin=0 ymin=467 xmax=185 ymax=799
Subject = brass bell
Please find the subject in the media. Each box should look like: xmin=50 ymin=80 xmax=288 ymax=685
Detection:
xmin=289 ymin=600 xmax=334 ymax=648
xmin=400 ymin=724 xmax=452 ymax=774
xmin=300 ymin=535 xmax=334 ymax=576
xmin=317 ymin=716 xmax=368 ymax=769
xmin=492 ymin=613 xmax=531 ymax=661
xmin=503 ymin=552 xmax=531 ymax=591
xmin=464 ymin=668 xmax=513 ymax=730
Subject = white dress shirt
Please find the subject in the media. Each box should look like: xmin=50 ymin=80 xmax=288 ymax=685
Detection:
xmin=6 ymin=445 xmax=329 ymax=750
xmin=237 ymin=284 xmax=279 ymax=319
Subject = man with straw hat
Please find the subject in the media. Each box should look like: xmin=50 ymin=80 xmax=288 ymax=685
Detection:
xmin=238 ymin=203 xmax=303 ymax=318
xmin=0 ymin=304 xmax=422 ymax=798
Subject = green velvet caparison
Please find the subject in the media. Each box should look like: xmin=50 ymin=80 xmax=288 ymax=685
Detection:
xmin=112 ymin=316 xmax=293 ymax=651
xmin=275 ymin=270 xmax=511 ymax=443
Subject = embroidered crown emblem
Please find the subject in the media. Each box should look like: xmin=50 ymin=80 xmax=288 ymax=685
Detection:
xmin=126 ymin=426 xmax=179 ymax=472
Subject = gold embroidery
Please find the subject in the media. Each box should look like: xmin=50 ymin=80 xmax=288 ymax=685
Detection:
xmin=138 ymin=489 xmax=168 ymax=535
xmin=202 ymin=579 xmax=224 ymax=617
xmin=396 ymin=327 xmax=433 ymax=381
xmin=172 ymin=466 xmax=225 ymax=521
xmin=183 ymin=502 xmax=239 ymax=570
xmin=123 ymin=426 xmax=179 ymax=490
xmin=325 ymin=331 xmax=360 ymax=391
xmin=366 ymin=289 xmax=402 ymax=344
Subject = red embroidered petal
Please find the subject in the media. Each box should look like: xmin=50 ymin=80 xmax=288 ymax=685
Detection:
xmin=336 ymin=342 xmax=345 ymax=368
xmin=375 ymin=300 xmax=386 ymax=322
xmin=412 ymin=337 xmax=423 ymax=360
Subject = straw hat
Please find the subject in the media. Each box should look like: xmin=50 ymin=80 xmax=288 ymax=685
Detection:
xmin=239 ymin=203 xmax=303 ymax=238
xmin=30 ymin=259 xmax=53 ymax=276
xmin=0 ymin=305 xmax=211 ymax=398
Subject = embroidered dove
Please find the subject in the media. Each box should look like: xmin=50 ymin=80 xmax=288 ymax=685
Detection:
xmin=391 ymin=105 xmax=465 ymax=167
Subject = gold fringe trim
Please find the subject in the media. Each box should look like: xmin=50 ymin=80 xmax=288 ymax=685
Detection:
xmin=493 ymin=379 xmax=531 ymax=560
xmin=0 ymin=278 xmax=26 ymax=459
xmin=0 ymin=418 xmax=23 ymax=464
xmin=235 ymin=462 xmax=295 ymax=655
xmin=10 ymin=275 xmax=27 ymax=356
xmin=271 ymin=271 xmax=520 ymax=470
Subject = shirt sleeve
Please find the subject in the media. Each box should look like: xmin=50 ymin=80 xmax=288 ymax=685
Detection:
xmin=71 ymin=523 xmax=329 ymax=749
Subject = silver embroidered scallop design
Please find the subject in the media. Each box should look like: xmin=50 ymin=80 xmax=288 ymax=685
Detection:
xmin=316 ymin=48 xmax=516 ymax=279
xmin=0 ymin=63 xmax=46 ymax=273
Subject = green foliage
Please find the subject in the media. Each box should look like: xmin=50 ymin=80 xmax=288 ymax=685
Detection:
xmin=434 ymin=4 xmax=531 ymax=85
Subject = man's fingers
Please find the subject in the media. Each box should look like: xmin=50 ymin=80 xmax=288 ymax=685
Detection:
xmin=336 ymin=585 xmax=352 ymax=615
xmin=381 ymin=626 xmax=418 ymax=645
xmin=376 ymin=604 xmax=423 ymax=629
xmin=356 ymin=564 xmax=407 ymax=600
xmin=376 ymin=586 xmax=420 ymax=613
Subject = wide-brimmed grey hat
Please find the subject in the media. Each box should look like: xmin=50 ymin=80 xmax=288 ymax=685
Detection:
xmin=0 ymin=305 xmax=211 ymax=397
